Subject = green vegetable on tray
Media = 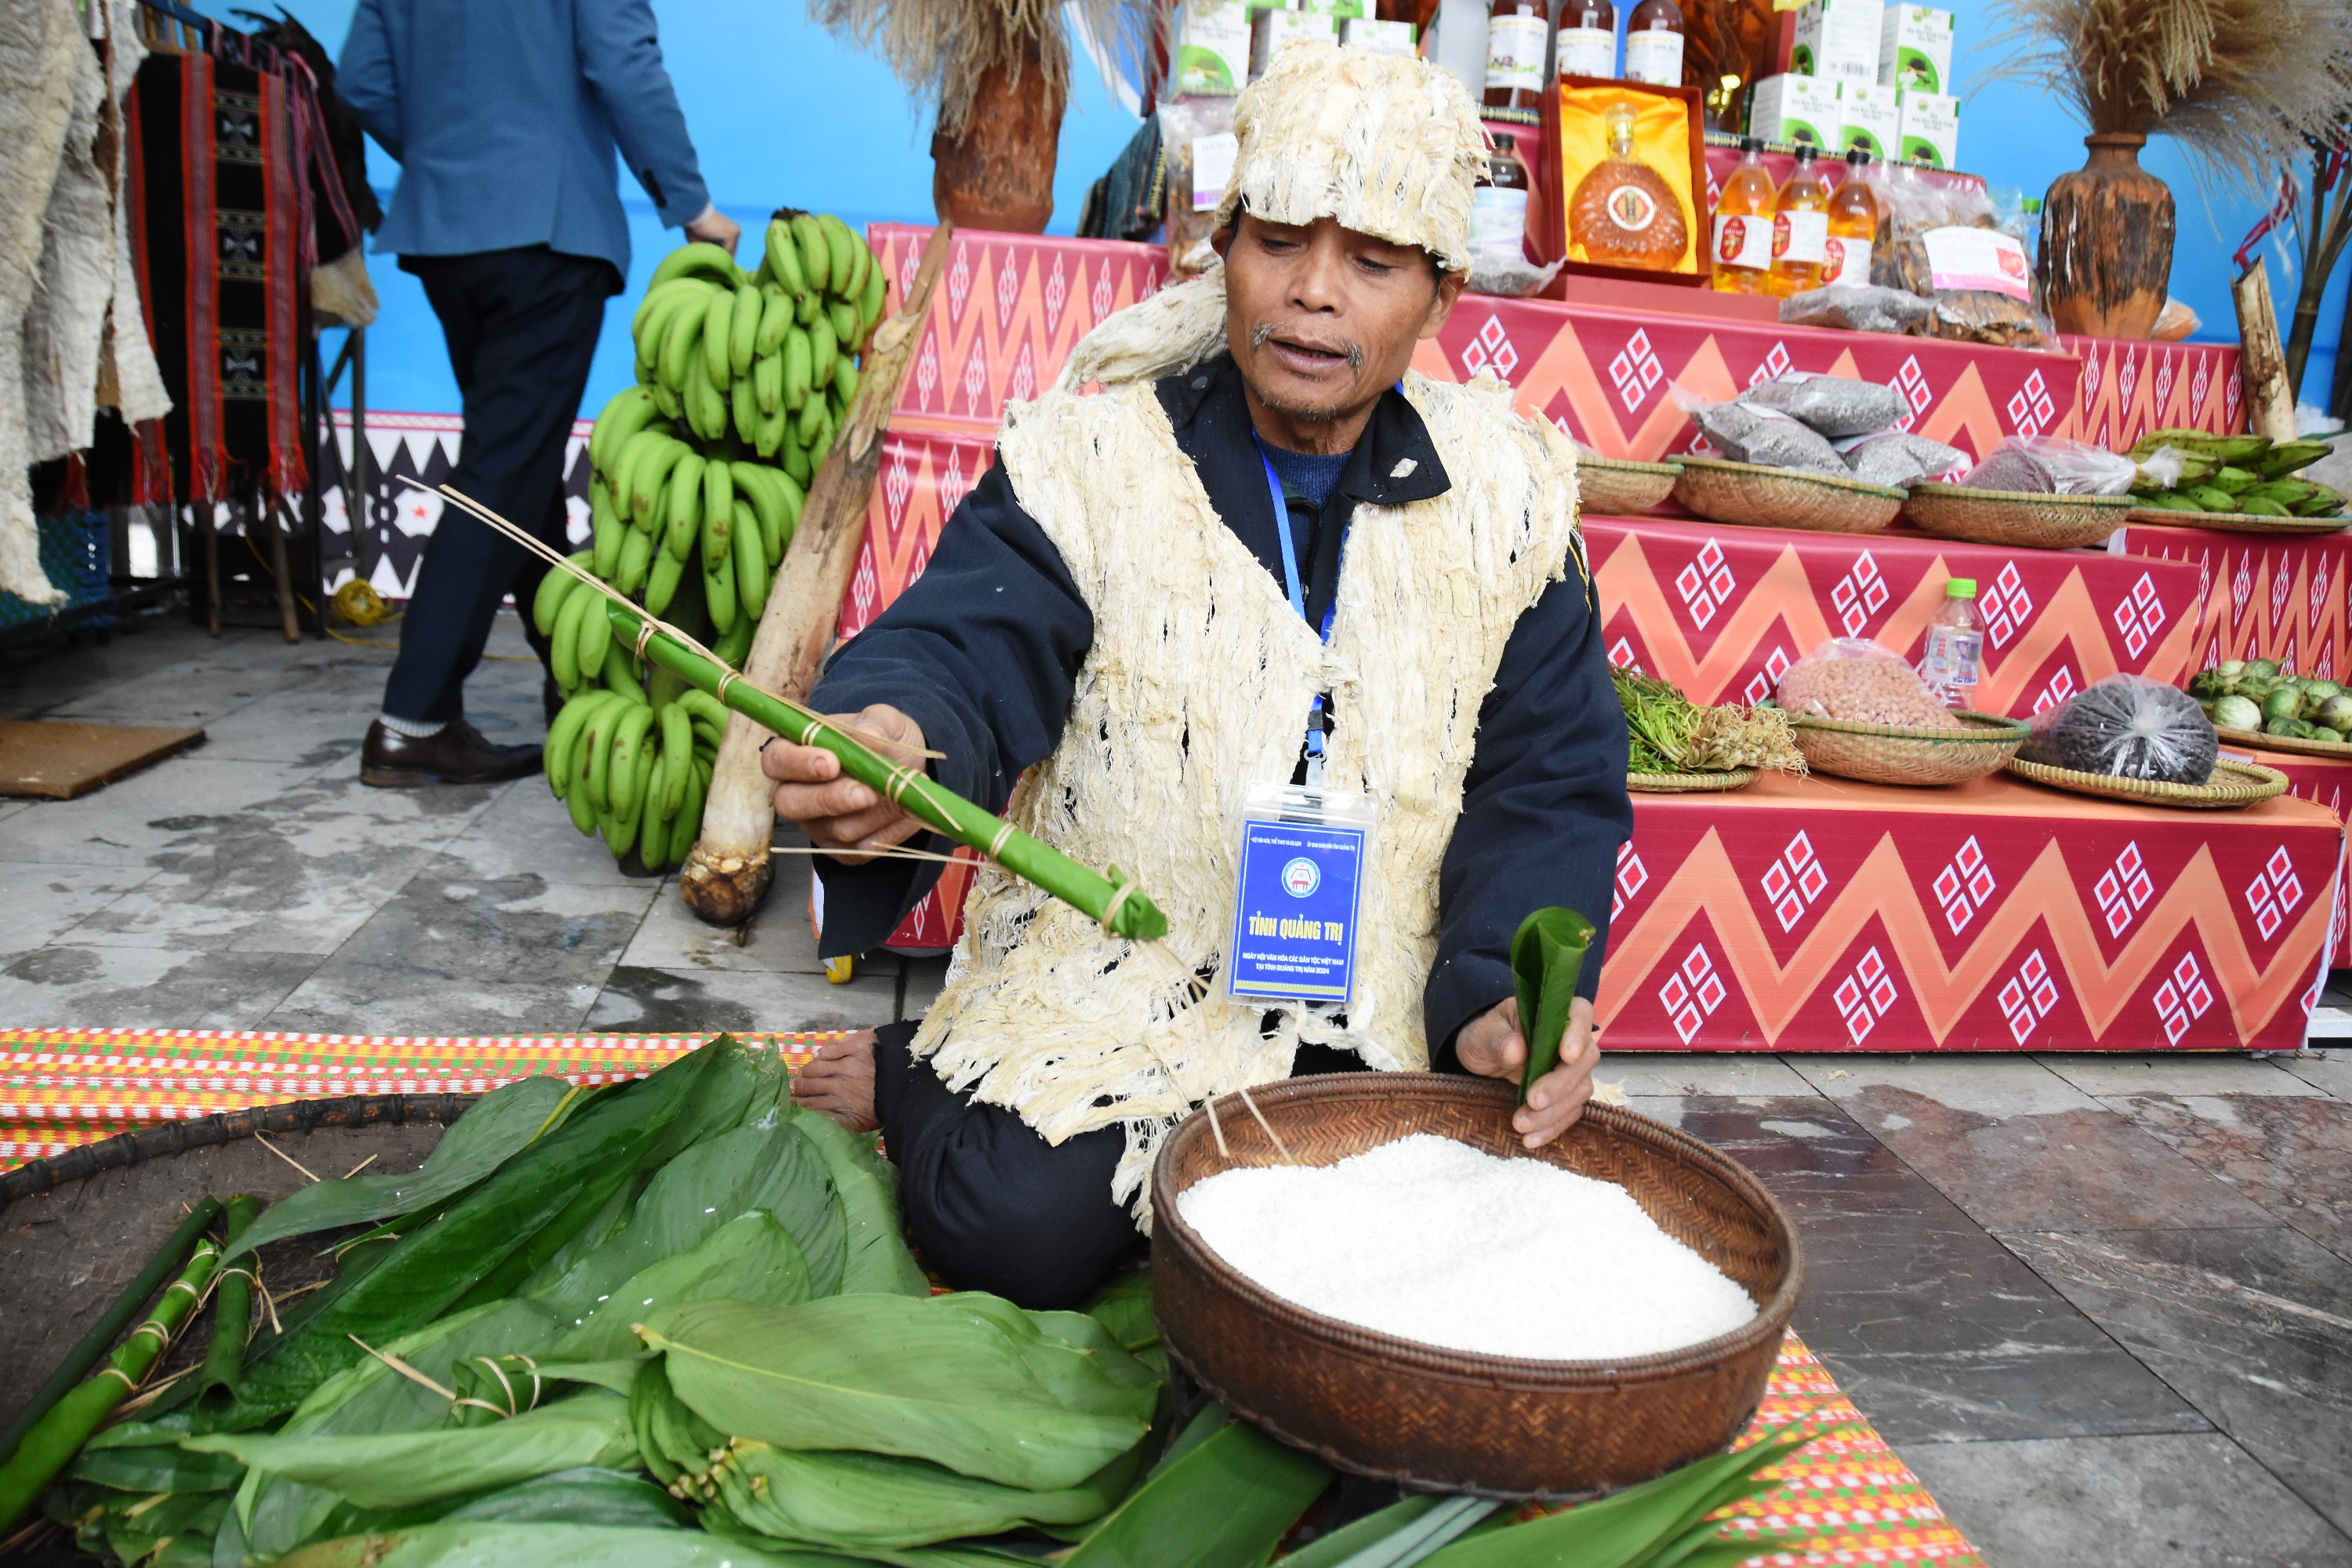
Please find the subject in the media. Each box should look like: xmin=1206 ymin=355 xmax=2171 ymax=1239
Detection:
xmin=2126 ymin=430 xmax=2345 ymax=517
xmin=1613 ymin=665 xmax=1806 ymax=777
xmin=2188 ymin=661 xmax=2352 ymax=745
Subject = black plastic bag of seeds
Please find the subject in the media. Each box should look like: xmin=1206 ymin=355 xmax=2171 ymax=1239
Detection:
xmin=2018 ymin=673 xmax=2217 ymax=783
xmin=1738 ymin=372 xmax=1907 ymax=439
xmin=1674 ymin=388 xmax=1849 ymax=474
xmin=1840 ymin=430 xmax=1968 ymax=488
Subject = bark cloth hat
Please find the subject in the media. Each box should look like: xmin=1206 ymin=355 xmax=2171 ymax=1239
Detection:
xmin=1057 ymin=38 xmax=1489 ymax=394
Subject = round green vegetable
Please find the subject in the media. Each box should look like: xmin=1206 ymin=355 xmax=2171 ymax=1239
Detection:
xmin=2212 ymin=694 xmax=2263 ymax=731
xmin=2315 ymin=728 xmax=2346 ymax=744
xmin=2248 ymin=659 xmax=2282 ymax=681
xmin=2264 ymin=687 xmax=2304 ymax=723
xmin=2216 ymin=659 xmax=2247 ymax=684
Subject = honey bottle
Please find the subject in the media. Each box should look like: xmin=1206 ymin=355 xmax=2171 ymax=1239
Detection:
xmin=1570 ymin=101 xmax=1689 ymax=271
xmin=1483 ymin=0 xmax=1550 ymax=114
xmin=1710 ymin=136 xmax=1776 ymax=292
xmin=1622 ymin=0 xmax=1686 ymax=86
xmin=1556 ymin=0 xmax=1618 ymax=81
xmin=1821 ymin=147 xmax=1879 ymax=289
xmin=1767 ymin=143 xmax=1831 ymax=297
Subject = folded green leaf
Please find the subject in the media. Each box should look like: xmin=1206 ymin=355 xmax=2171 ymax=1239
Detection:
xmin=1277 ymin=1497 xmax=1446 ymax=1568
xmin=225 ymin=1041 xmax=741 ymax=1424
xmin=68 ymin=1439 xmax=246 ymax=1494
xmin=1510 ymin=907 xmax=1595 ymax=1101
xmin=187 ymin=1393 xmax=636 ymax=1511
xmin=713 ymin=1436 xmax=1145 ymax=1550
xmin=554 ymin=1210 xmax=811 ymax=1360
xmin=1418 ymin=1428 xmax=1814 ymax=1568
xmin=1081 ymin=1270 xmax=1160 ymax=1353
xmin=788 ymin=1103 xmax=929 ymax=1297
xmin=1062 ymin=1417 xmax=1330 ymax=1568
xmin=227 ymin=1078 xmax=578 ymax=1261
xmin=1282 ymin=1495 xmax=1499 ymax=1568
xmin=437 ymin=1466 xmax=692 ymax=1530
xmin=645 ymin=1294 xmax=1151 ymax=1493
xmin=271 ymin=1520 xmax=856 ymax=1568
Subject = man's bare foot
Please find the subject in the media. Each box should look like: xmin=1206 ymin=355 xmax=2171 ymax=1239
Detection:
xmin=791 ymin=1029 xmax=880 ymax=1131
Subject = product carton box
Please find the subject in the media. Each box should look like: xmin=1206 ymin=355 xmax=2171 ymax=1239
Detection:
xmin=1880 ymin=5 xmax=1955 ymax=95
xmin=1177 ymin=2 xmax=1251 ymax=95
xmin=1250 ymin=7 xmax=1336 ymax=79
xmin=1748 ymin=74 xmax=1843 ymax=148
xmin=1791 ymin=0 xmax=1882 ymax=85
xmin=1836 ymin=81 xmax=1901 ymax=158
xmin=1897 ymin=89 xmax=1959 ymax=169
xmin=1338 ymin=17 xmax=1416 ymax=55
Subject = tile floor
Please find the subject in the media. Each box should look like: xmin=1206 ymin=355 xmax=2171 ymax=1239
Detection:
xmin=3 ymin=611 xmax=2350 ymax=1566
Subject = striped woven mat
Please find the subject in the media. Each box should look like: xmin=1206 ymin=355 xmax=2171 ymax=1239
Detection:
xmin=0 ymin=1027 xmax=1983 ymax=1566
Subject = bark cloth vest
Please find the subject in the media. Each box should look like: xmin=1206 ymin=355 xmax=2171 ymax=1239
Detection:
xmin=912 ymin=368 xmax=1584 ymax=1219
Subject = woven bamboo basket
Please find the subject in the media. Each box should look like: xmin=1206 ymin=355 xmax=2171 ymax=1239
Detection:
xmin=1786 ymin=710 xmax=2028 ymax=786
xmin=1577 ymin=456 xmax=1682 ymax=516
xmin=1672 ymin=457 xmax=1904 ymax=535
xmin=1150 ymin=1074 xmax=1802 ymax=1500
xmin=1628 ymin=768 xmax=1757 ymax=793
xmin=1903 ymin=484 xmax=2130 ymax=549
xmin=2005 ymin=756 xmax=2288 ymax=809
xmin=2124 ymin=506 xmax=2348 ymax=536
xmin=2214 ymin=726 xmax=2352 ymax=761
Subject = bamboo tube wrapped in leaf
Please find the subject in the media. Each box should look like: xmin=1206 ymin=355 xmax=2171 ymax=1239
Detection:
xmin=195 ymin=1192 xmax=265 ymax=1408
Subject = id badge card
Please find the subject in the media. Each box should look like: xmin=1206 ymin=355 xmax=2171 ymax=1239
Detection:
xmin=1227 ymin=783 xmax=1376 ymax=1005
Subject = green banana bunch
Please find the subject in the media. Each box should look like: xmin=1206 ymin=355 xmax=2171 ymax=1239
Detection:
xmin=2125 ymin=426 xmax=2346 ymax=518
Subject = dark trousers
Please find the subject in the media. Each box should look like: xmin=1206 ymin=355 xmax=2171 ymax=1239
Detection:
xmin=381 ymin=247 xmax=620 ymax=724
xmin=872 ymin=1020 xmax=1368 ymax=1311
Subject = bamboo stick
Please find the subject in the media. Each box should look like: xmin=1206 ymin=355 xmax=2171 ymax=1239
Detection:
xmin=2232 ymin=258 xmax=2299 ymax=444
xmin=609 ymin=602 xmax=1169 ymax=942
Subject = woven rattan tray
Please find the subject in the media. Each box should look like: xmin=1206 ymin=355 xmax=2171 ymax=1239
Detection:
xmin=2005 ymin=756 xmax=2288 ymax=808
xmin=2213 ymin=725 xmax=2352 ymax=760
xmin=1672 ymin=456 xmax=1905 ymax=535
xmin=2123 ymin=506 xmax=2348 ymax=536
xmin=1786 ymin=710 xmax=2028 ymax=786
xmin=1578 ymin=456 xmax=1682 ymax=516
xmin=1903 ymin=484 xmax=2130 ymax=549
xmin=1151 ymin=1074 xmax=1802 ymax=1500
xmin=1628 ymin=768 xmax=1757 ymax=793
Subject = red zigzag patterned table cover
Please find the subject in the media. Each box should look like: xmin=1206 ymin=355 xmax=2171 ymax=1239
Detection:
xmin=2116 ymin=524 xmax=2351 ymax=685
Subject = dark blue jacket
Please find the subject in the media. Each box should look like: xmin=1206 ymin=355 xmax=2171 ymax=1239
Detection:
xmin=812 ymin=356 xmax=1633 ymax=1056
xmin=337 ymin=0 xmax=711 ymax=274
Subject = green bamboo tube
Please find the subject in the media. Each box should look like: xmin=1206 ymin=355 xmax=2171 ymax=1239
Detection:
xmin=0 ymin=1196 xmax=220 ymax=1470
xmin=608 ymin=604 xmax=1168 ymax=942
xmin=0 ymin=1221 xmax=227 ymax=1530
xmin=195 ymin=1193 xmax=266 ymax=1407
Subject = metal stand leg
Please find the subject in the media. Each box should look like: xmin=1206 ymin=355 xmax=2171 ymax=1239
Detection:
xmin=200 ymin=499 xmax=220 ymax=637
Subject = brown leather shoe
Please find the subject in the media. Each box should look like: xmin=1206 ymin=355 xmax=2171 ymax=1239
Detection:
xmin=361 ymin=719 xmax=543 ymax=787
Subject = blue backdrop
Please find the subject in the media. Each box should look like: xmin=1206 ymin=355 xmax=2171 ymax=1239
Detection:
xmin=198 ymin=0 xmax=2344 ymax=423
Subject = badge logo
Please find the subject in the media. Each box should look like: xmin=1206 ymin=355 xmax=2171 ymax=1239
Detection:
xmin=1281 ymin=857 xmax=1321 ymax=898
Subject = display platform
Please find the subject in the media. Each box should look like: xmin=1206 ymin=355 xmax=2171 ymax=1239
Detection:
xmin=2116 ymin=522 xmax=2350 ymax=681
xmin=2234 ymin=744 xmax=2352 ymax=968
xmin=2055 ymin=333 xmax=2247 ymax=453
xmin=1599 ymin=772 xmax=2336 ymax=1052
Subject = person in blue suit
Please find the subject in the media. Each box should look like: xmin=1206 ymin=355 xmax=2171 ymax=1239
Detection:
xmin=337 ymin=0 xmax=740 ymax=786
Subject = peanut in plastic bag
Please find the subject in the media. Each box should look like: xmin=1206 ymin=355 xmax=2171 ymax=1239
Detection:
xmin=1776 ymin=637 xmax=1960 ymax=728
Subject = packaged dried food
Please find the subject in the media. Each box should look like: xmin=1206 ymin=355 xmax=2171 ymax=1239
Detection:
xmin=1840 ymin=430 xmax=1967 ymax=488
xmin=1779 ymin=283 xmax=1930 ymax=335
xmin=1961 ymin=435 xmax=2137 ymax=495
xmin=1775 ymin=637 xmax=1961 ymax=728
xmin=1671 ymin=384 xmax=1849 ymax=474
xmin=1739 ymin=372 xmax=1906 ymax=439
xmin=1872 ymin=166 xmax=2049 ymax=348
xmin=2018 ymin=673 xmax=2217 ymax=784
xmin=1161 ymin=97 xmax=1238 ymax=279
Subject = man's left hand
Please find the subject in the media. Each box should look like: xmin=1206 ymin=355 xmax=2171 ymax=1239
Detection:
xmin=684 ymin=204 xmax=742 ymax=256
xmin=1455 ymin=995 xmax=1596 ymax=1149
xmin=791 ymin=1030 xmax=880 ymax=1132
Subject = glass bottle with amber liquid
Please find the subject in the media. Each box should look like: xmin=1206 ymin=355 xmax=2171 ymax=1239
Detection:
xmin=1821 ymin=147 xmax=1880 ymax=289
xmin=1622 ymin=0 xmax=1685 ymax=85
xmin=1711 ymin=136 xmax=1776 ymax=292
xmin=1483 ymin=0 xmax=1549 ymax=114
xmin=1555 ymin=0 xmax=1617 ymax=80
xmin=1767 ymin=143 xmax=1831 ymax=296
xmin=1570 ymin=101 xmax=1689 ymax=270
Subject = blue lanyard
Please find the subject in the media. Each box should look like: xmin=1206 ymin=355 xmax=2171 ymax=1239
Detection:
xmin=1255 ymin=439 xmax=1337 ymax=777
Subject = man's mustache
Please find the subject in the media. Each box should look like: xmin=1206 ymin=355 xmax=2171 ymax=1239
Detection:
xmin=1249 ymin=322 xmax=1365 ymax=372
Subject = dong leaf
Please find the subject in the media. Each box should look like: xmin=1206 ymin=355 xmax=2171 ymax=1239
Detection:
xmin=223 ymin=1040 xmax=739 ymax=1424
xmin=551 ymin=1210 xmax=812 ymax=1359
xmin=1510 ymin=907 xmax=1595 ymax=1101
xmin=436 ymin=1466 xmax=691 ymax=1530
xmin=533 ymin=1119 xmax=842 ymax=1319
xmin=186 ymin=1393 xmax=636 ymax=1512
xmin=714 ymin=1437 xmax=1145 ymax=1550
xmin=789 ymin=1103 xmax=929 ymax=1297
xmin=1081 ymin=1270 xmax=1159 ymax=1353
xmin=1059 ymin=1417 xmax=1330 ymax=1567
xmin=68 ymin=1439 xmax=245 ymax=1494
xmin=644 ymin=1294 xmax=1151 ymax=1493
xmin=226 ymin=1077 xmax=579 ymax=1261
xmin=272 ymin=1522 xmax=857 ymax=1568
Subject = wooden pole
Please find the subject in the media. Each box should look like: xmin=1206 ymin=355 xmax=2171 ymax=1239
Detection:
xmin=2232 ymin=257 xmax=2299 ymax=445
xmin=678 ymin=223 xmax=959 ymax=927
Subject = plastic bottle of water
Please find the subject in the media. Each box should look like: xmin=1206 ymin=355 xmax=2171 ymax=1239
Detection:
xmin=1921 ymin=578 xmax=1984 ymax=707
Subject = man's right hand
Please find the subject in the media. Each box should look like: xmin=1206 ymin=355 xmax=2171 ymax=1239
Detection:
xmin=683 ymin=204 xmax=742 ymax=256
xmin=763 ymin=705 xmax=928 ymax=864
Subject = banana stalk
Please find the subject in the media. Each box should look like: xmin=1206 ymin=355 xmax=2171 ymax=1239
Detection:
xmin=676 ymin=221 xmax=954 ymax=928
